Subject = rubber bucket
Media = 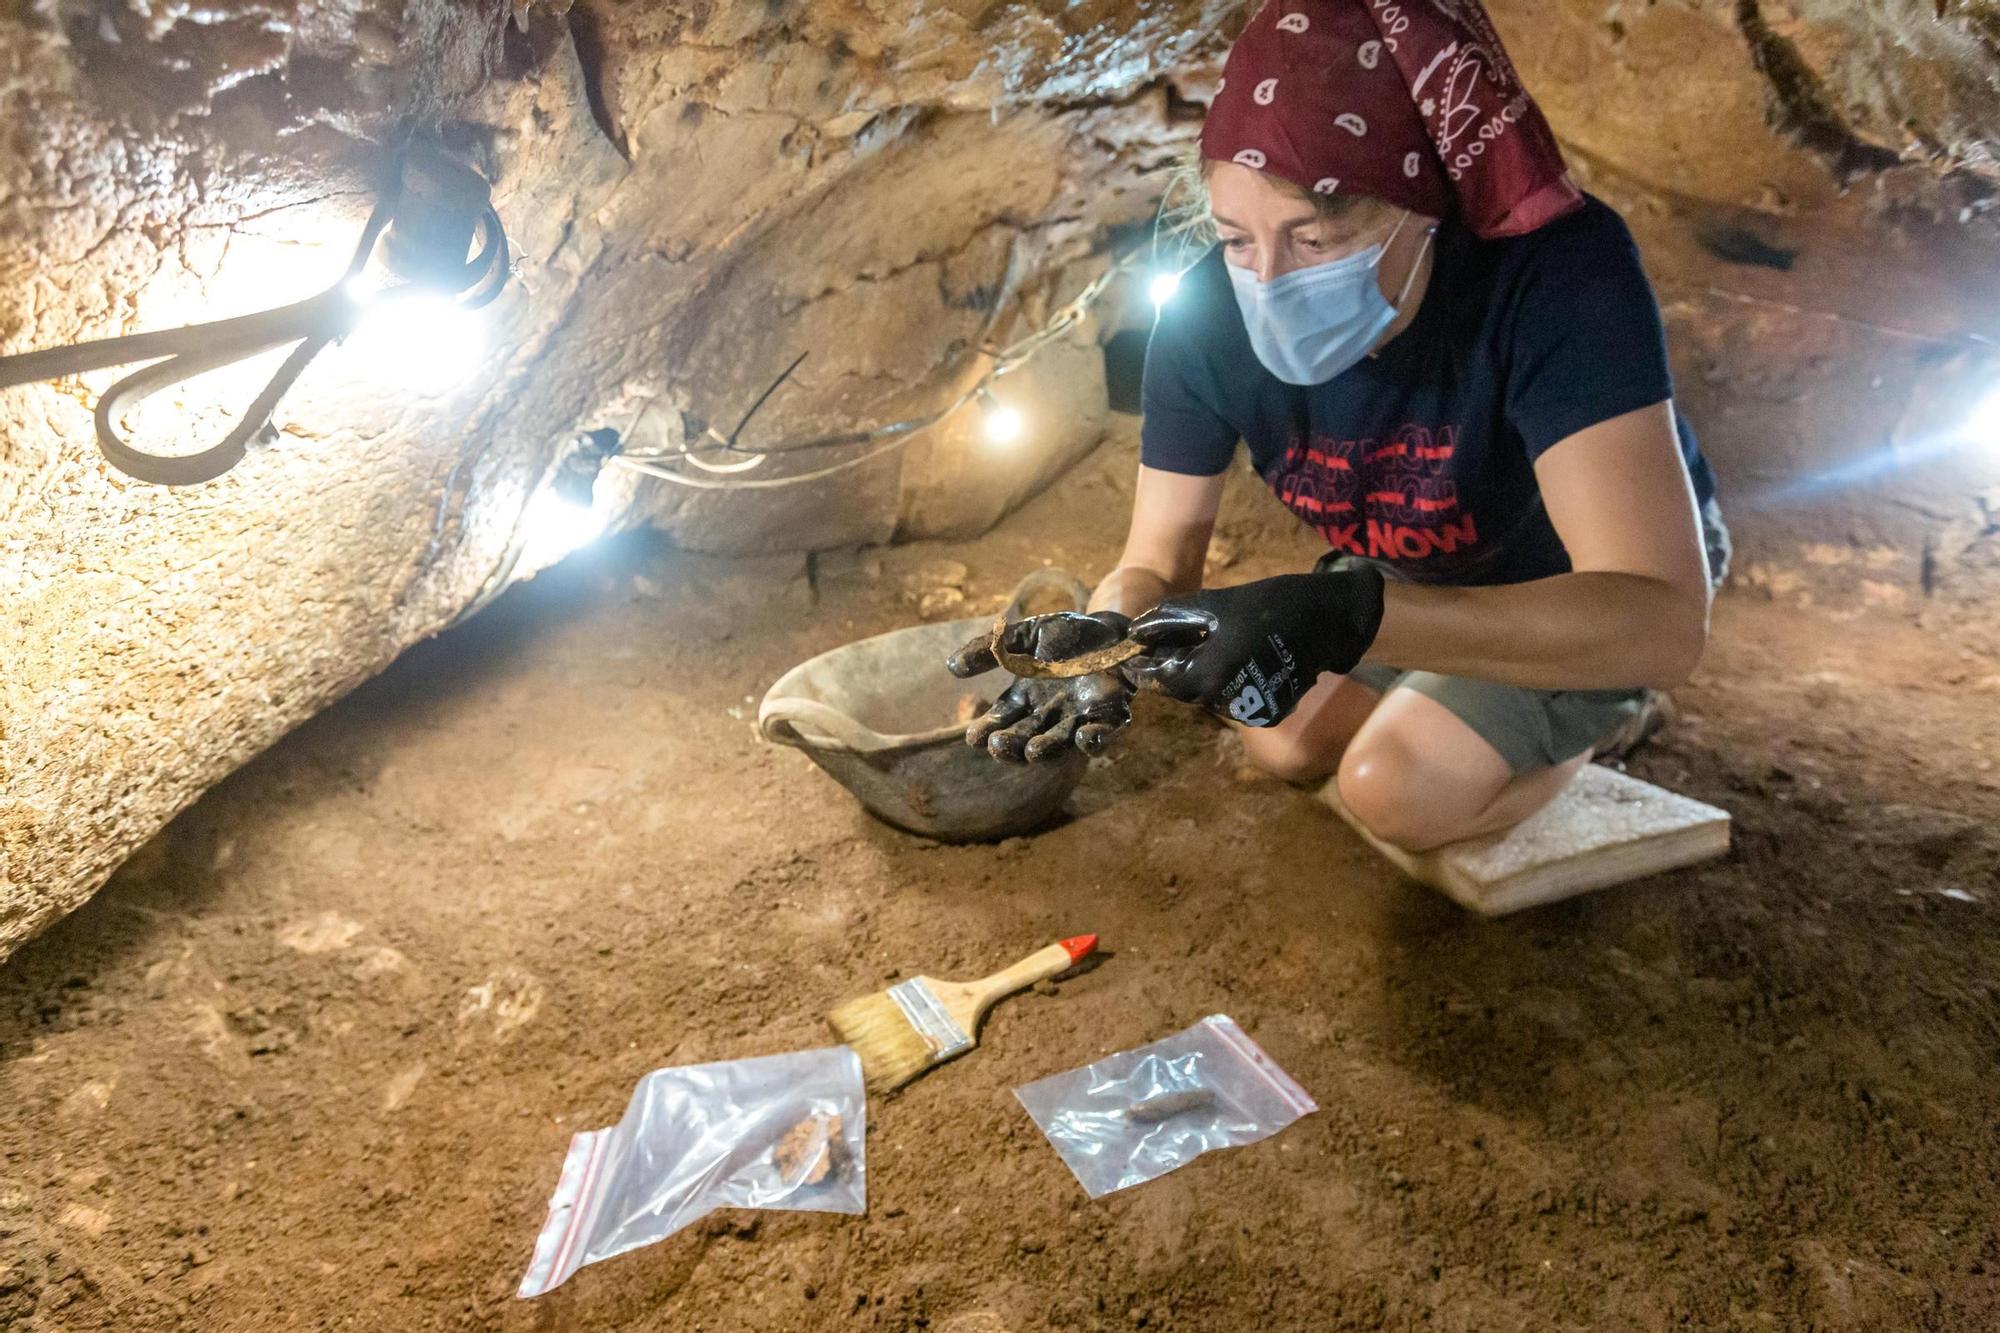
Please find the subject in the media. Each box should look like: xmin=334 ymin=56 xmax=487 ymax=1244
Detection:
xmin=759 ymin=569 xmax=1091 ymax=842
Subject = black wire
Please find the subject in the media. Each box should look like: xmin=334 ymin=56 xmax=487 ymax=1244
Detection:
xmin=722 ymin=349 xmax=809 ymax=448
xmin=638 ymin=242 xmax=1149 ymax=467
xmin=0 ymin=153 xmax=513 ymax=485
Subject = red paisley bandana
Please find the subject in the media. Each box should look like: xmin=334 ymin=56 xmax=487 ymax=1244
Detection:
xmin=1199 ymin=0 xmax=1582 ymax=239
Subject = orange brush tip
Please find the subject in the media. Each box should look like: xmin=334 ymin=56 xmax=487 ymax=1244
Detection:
xmin=1059 ymin=934 xmax=1098 ymax=964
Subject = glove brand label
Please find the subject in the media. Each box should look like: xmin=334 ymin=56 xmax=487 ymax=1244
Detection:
xmin=1126 ymin=570 xmax=1380 ymax=733
xmin=1223 ymin=633 xmax=1300 ymax=727
xmin=1229 ymin=683 xmax=1270 ymax=724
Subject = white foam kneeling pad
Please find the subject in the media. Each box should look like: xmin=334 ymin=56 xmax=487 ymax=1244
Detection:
xmin=1323 ymin=763 xmax=1731 ymax=917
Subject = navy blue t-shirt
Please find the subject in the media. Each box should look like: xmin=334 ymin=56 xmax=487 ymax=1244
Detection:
xmin=1140 ymin=195 xmax=1714 ymax=587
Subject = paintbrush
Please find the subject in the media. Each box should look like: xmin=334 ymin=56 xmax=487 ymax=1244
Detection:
xmin=828 ymin=935 xmax=1098 ymax=1093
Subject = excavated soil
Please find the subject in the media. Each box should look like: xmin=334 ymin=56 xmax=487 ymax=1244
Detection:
xmin=4 ymin=424 xmax=1999 ymax=1331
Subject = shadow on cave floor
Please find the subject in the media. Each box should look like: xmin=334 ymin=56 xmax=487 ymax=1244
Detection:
xmin=4 ymin=423 xmax=2000 ymax=1331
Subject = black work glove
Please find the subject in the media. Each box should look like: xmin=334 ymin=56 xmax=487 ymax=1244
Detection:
xmin=1126 ymin=567 xmax=1386 ymax=728
xmin=945 ymin=611 xmax=1136 ymax=762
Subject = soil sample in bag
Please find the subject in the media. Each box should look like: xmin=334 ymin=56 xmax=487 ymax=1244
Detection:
xmin=773 ymin=1112 xmax=845 ymax=1185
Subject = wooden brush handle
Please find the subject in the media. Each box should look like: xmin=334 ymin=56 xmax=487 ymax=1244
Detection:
xmin=966 ymin=934 xmax=1096 ymax=1017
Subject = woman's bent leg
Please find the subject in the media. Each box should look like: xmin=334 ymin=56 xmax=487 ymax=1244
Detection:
xmin=1234 ymin=673 xmax=1384 ymax=784
xmin=1333 ymin=689 xmax=1589 ymax=852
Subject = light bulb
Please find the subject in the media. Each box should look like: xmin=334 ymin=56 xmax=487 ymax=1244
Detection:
xmin=1149 ymin=269 xmax=1182 ymax=309
xmin=343 ymin=288 xmax=484 ymax=386
xmin=982 ymin=397 xmax=1024 ymax=446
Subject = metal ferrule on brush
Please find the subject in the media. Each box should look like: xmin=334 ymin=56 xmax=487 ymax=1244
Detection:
xmin=886 ymin=978 xmax=973 ymax=1058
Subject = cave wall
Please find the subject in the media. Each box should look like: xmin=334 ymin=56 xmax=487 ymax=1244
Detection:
xmin=3 ymin=0 xmax=1998 ymax=959
xmin=1489 ymin=0 xmax=2000 ymax=634
xmin=0 ymin=0 xmax=1231 ymax=957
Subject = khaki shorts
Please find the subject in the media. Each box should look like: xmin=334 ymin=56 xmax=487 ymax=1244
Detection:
xmin=1326 ymin=499 xmax=1729 ymax=775
xmin=1343 ymin=663 xmax=1643 ymax=775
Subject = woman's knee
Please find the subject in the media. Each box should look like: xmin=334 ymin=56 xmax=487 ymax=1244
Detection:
xmin=1334 ymin=733 xmax=1494 ymax=852
xmin=1236 ymin=674 xmax=1379 ymax=783
xmin=1239 ymin=722 xmax=1341 ymax=784
xmin=1335 ymin=738 xmax=1434 ymax=850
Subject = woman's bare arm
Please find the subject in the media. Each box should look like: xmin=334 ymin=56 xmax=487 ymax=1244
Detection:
xmin=1362 ymin=401 xmax=1711 ymax=689
xmin=1089 ymin=465 xmax=1229 ymax=618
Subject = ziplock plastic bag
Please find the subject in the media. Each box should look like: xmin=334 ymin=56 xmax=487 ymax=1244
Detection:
xmin=517 ymin=1046 xmax=866 ymax=1297
xmin=1014 ymin=1014 xmax=1316 ymax=1198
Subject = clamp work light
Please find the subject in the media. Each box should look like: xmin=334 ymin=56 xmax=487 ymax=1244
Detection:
xmin=0 ymin=141 xmax=512 ymax=485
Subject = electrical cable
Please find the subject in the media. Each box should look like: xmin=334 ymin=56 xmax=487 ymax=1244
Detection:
xmin=604 ymin=202 xmax=2000 ymax=496
xmin=1660 ymin=280 xmax=1999 ymax=353
xmin=681 ymin=349 xmax=807 ymax=473
xmin=457 ymin=189 xmax=1185 ymax=612
xmin=606 ymin=243 xmax=1150 ymax=493
xmin=614 ymin=434 xmax=925 ymax=491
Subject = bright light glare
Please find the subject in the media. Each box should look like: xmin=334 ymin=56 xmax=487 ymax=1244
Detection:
xmin=345 ymin=289 xmax=484 ymax=385
xmin=1968 ymin=387 xmax=2000 ymax=450
xmin=1149 ymin=269 xmax=1182 ymax=309
xmin=983 ymin=401 xmax=1025 ymax=446
xmin=1752 ymin=382 xmax=2000 ymax=508
xmin=523 ymin=490 xmax=606 ymax=561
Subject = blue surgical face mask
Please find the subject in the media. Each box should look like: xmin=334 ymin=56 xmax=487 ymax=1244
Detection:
xmin=1225 ymin=211 xmax=1431 ymax=386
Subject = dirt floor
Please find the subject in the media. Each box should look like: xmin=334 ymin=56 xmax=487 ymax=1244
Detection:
xmin=5 ymin=421 xmax=2000 ymax=1331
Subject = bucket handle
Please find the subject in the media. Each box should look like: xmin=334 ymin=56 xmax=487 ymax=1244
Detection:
xmin=759 ymin=694 xmax=895 ymax=754
xmin=758 ymin=566 xmax=1092 ymax=755
xmin=998 ymin=566 xmax=1091 ymax=623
